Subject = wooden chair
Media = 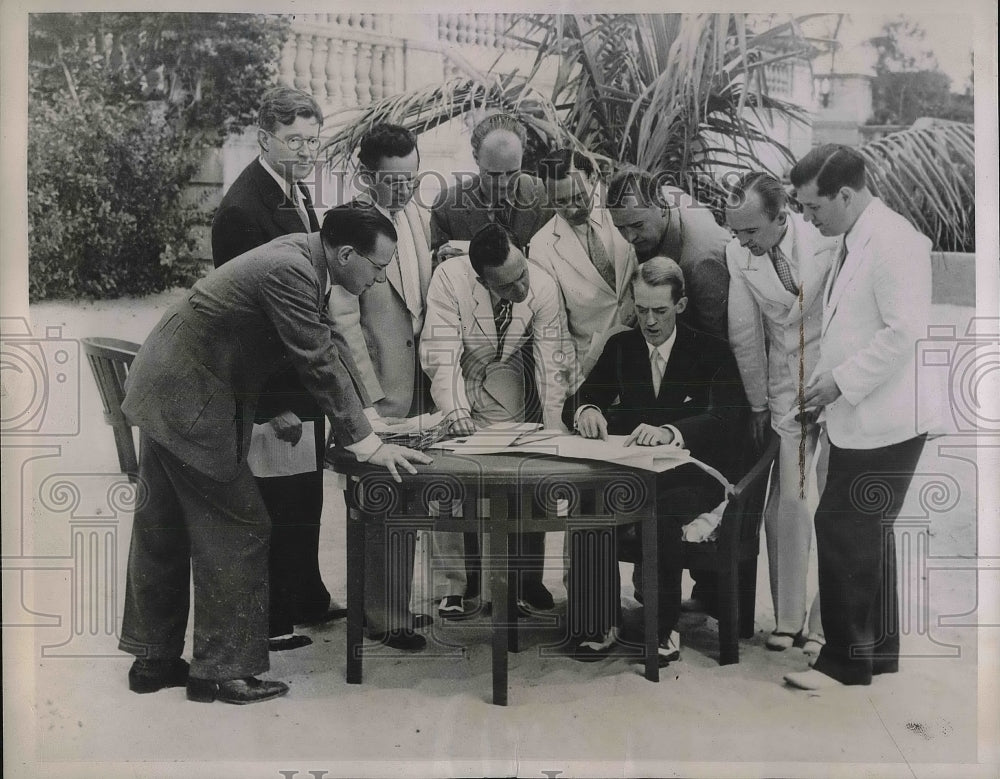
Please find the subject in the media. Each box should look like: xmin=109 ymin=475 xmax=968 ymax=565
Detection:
xmin=82 ymin=337 xmax=141 ymax=482
xmin=619 ymin=432 xmax=780 ymax=665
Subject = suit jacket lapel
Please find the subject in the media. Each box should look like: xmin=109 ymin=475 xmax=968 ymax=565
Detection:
xmin=824 ymin=232 xmax=870 ymax=334
xmin=552 ymin=215 xmax=612 ymax=293
xmin=471 ymin=278 xmax=496 ymax=344
xmin=253 ymin=162 xmax=308 ymax=235
xmin=298 ymin=183 xmax=320 ymax=231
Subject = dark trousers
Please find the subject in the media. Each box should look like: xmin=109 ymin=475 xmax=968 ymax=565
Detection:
xmin=119 ymin=434 xmax=270 ymax=681
xmin=569 ymin=465 xmax=722 ymax=641
xmin=812 ymin=434 xmax=926 ymax=685
xmin=257 ymin=468 xmax=329 ymax=637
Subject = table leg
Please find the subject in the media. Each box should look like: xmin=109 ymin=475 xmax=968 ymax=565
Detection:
xmin=345 ymin=491 xmax=366 ymax=685
xmin=641 ymin=514 xmax=659 ymax=683
xmin=488 ymin=494 xmax=509 ymax=706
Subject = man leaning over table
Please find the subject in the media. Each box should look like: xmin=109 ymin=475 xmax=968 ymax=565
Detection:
xmin=119 ymin=205 xmax=431 ymax=705
xmin=420 ymin=223 xmax=569 ymax=620
xmin=327 ymin=123 xmax=435 ymax=644
xmin=560 ymin=257 xmax=744 ymax=663
xmin=725 ymin=171 xmax=840 ymax=655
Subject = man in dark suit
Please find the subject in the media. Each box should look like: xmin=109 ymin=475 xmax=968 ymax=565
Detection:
xmin=561 ymin=257 xmax=744 ymax=662
xmin=212 ymin=87 xmax=342 ymax=652
xmin=119 ymin=206 xmax=431 ymax=704
xmin=430 ymin=112 xmax=549 ymax=260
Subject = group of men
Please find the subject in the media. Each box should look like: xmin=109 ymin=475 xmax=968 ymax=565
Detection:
xmin=117 ymin=85 xmax=933 ymax=704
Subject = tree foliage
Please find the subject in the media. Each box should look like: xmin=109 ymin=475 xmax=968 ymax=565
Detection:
xmin=27 ymin=13 xmax=290 ymax=300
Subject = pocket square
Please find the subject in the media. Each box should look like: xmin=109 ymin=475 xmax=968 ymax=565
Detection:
xmin=683 ymin=396 xmax=693 ymax=403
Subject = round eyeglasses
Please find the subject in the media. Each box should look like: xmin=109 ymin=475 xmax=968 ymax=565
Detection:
xmin=263 ymin=129 xmax=321 ymax=152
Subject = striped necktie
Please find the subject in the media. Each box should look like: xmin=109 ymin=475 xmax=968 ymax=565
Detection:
xmin=587 ymin=224 xmax=617 ymax=290
xmin=494 ymin=298 xmax=513 ymax=359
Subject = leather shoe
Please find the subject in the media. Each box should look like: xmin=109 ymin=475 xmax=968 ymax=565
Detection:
xmin=128 ymin=657 xmax=189 ymax=694
xmin=295 ymin=604 xmax=348 ymax=627
xmin=520 ymin=580 xmax=554 ymax=611
xmin=657 ymin=631 xmax=681 ymax=666
xmin=571 ymin=629 xmax=617 ymax=662
xmin=783 ymin=669 xmax=844 ymax=690
xmin=186 ymin=676 xmax=289 ymax=704
xmin=268 ymin=634 xmax=313 ymax=652
xmin=366 ymin=628 xmax=426 ymax=651
xmin=766 ymin=631 xmax=802 ymax=651
xmin=411 ymin=612 xmax=433 ymax=630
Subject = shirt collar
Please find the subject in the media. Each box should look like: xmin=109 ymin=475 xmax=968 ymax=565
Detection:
xmin=646 ymin=327 xmax=678 ymax=365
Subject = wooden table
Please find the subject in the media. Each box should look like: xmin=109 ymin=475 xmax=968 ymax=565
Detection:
xmin=327 ymin=447 xmax=663 ymax=705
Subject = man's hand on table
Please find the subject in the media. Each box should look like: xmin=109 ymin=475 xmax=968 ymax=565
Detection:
xmin=623 ymin=422 xmax=674 ymax=447
xmin=367 ymin=443 xmax=433 ymax=483
xmin=576 ymin=408 xmax=608 ymax=440
xmin=269 ymin=410 xmax=303 ymax=445
xmin=448 ymin=409 xmax=477 ymax=437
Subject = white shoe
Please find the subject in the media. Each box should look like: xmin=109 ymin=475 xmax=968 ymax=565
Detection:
xmin=802 ymin=634 xmax=825 ymax=656
xmin=783 ymin=669 xmax=843 ymax=690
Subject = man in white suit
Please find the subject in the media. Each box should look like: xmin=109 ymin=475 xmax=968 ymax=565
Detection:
xmin=327 ymin=124 xmax=436 ymax=641
xmin=421 ymin=223 xmax=569 ymax=617
xmin=531 ymin=149 xmax=638 ymax=389
xmin=725 ymin=171 xmax=840 ymax=653
xmin=783 ymin=145 xmax=932 ymax=690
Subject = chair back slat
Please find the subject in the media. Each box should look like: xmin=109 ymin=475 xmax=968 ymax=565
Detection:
xmin=81 ymin=337 xmax=141 ymax=481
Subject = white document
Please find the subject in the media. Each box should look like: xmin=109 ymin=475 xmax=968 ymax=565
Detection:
xmin=369 ymin=411 xmax=444 ymax=435
xmin=247 ymin=421 xmax=317 ymax=478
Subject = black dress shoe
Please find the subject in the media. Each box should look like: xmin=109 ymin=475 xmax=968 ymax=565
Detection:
xmin=128 ymin=657 xmax=189 ymax=694
xmin=365 ymin=628 xmax=426 ymax=651
xmin=186 ymin=676 xmax=289 ymax=704
xmin=295 ymin=604 xmax=348 ymax=627
xmin=268 ymin=634 xmax=313 ymax=652
xmin=520 ymin=580 xmax=555 ymax=611
xmin=410 ymin=612 xmax=433 ymax=630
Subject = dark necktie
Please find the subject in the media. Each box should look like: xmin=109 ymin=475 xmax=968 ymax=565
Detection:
xmin=494 ymin=298 xmax=513 ymax=359
xmin=769 ymin=244 xmax=798 ymax=294
xmin=827 ymin=240 xmax=848 ymax=302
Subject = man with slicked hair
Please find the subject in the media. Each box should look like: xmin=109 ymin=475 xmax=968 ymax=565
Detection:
xmin=725 ymin=170 xmax=840 ymax=654
xmin=783 ymin=144 xmax=932 ymax=690
xmin=120 ymin=206 xmax=430 ymax=704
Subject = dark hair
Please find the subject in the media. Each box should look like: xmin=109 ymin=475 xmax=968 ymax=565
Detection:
xmin=470 ymin=113 xmax=527 ymax=156
xmin=320 ymin=204 xmax=397 ymax=255
xmin=606 ymin=168 xmax=664 ymax=208
xmin=358 ymin=123 xmax=419 ymax=170
xmin=257 ymin=86 xmax=323 ymax=133
xmin=789 ymin=144 xmax=866 ymax=197
xmin=727 ymin=171 xmax=787 ymax=220
xmin=630 ymin=256 xmax=686 ymax=304
xmin=468 ymin=223 xmax=513 ymax=276
xmin=537 ymin=148 xmax=595 ymax=181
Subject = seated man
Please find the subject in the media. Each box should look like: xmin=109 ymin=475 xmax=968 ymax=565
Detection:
xmin=561 ymin=257 xmax=744 ymax=662
xmin=421 ymin=223 xmax=569 ymax=618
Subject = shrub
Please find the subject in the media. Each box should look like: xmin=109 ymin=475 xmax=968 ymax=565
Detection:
xmin=28 ymin=92 xmax=207 ymax=300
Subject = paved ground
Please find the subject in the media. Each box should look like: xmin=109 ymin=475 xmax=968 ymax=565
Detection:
xmin=2 ymin=293 xmax=995 ymax=778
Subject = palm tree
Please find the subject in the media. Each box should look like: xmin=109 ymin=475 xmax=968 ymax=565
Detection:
xmin=320 ymin=13 xmax=819 ymax=211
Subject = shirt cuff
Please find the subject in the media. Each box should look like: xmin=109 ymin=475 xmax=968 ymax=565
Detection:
xmin=363 ymin=407 xmax=380 ymax=422
xmin=659 ymin=424 xmax=685 ymax=448
xmin=346 ymin=432 xmax=382 ymax=462
xmin=573 ymin=404 xmax=601 ymax=428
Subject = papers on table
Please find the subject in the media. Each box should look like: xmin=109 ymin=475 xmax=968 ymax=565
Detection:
xmin=441 ymin=425 xmax=732 ymax=491
xmin=247 ymin=421 xmax=316 ymax=478
xmin=369 ymin=411 xmax=445 ymax=435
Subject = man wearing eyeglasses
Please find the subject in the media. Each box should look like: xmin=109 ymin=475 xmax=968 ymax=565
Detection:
xmin=211 ymin=87 xmax=345 ymax=655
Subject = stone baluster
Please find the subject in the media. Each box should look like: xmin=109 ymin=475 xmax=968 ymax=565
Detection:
xmin=341 ymin=38 xmax=359 ymax=107
xmin=356 ymin=42 xmax=373 ymax=104
xmin=326 ymin=37 xmax=344 ymax=110
xmin=370 ymin=45 xmax=384 ymax=101
xmin=311 ymin=34 xmax=329 ymax=103
xmin=278 ymin=34 xmax=297 ymax=88
xmin=293 ymin=32 xmax=313 ymax=92
xmin=384 ymin=45 xmax=398 ymax=97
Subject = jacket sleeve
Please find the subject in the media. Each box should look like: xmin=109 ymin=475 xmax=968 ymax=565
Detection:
xmin=726 ymin=244 xmax=769 ymax=411
xmin=326 ymin=285 xmax=385 ymax=405
xmin=419 ymin=267 xmax=472 ymax=419
xmin=687 ymin=257 xmax=730 ymax=340
xmin=212 ymin=204 xmax=270 ymax=268
xmin=671 ymin=345 xmax=746 ymax=467
xmin=831 ymin=229 xmax=932 ymax=405
xmin=561 ymin=334 xmax=624 ymax=430
xmin=529 ymin=275 xmax=571 ymax=431
xmin=429 ymin=192 xmax=453 ymax=255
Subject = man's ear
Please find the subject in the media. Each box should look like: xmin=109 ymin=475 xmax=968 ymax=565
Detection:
xmin=357 ymin=165 xmax=375 ymax=188
xmin=336 ymin=245 xmax=353 ymax=267
xmin=675 ymin=295 xmax=688 ymax=315
xmin=256 ymin=128 xmax=270 ymax=151
xmin=838 ymin=186 xmax=853 ymax=205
